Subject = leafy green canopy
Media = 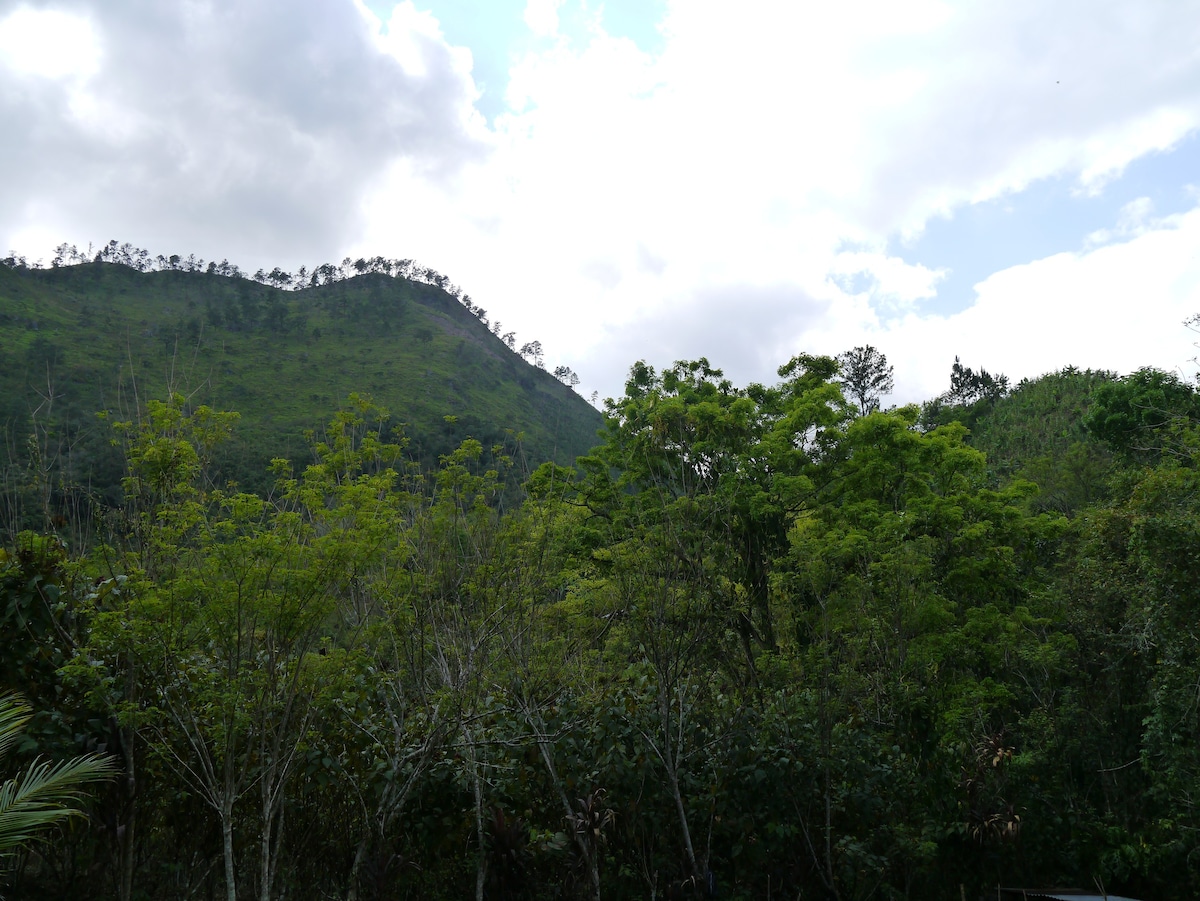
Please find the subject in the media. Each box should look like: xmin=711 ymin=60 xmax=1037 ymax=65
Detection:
xmin=1085 ymin=367 xmax=1200 ymax=463
xmin=6 ymin=352 xmax=1200 ymax=900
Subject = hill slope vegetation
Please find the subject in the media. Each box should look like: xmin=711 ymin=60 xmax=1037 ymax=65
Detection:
xmin=0 ymin=259 xmax=601 ymax=505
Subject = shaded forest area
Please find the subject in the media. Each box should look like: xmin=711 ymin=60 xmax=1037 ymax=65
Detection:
xmin=4 ymin=295 xmax=1200 ymax=898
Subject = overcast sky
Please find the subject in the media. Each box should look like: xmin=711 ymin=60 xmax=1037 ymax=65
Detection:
xmin=3 ymin=0 xmax=1200 ymax=405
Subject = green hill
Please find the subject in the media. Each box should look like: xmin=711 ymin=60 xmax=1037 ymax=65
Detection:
xmin=950 ymin=367 xmax=1118 ymax=514
xmin=0 ymin=260 xmax=602 ymax=507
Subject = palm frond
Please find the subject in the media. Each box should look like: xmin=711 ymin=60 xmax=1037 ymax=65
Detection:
xmin=0 ymin=693 xmax=33 ymax=761
xmin=0 ymin=693 xmax=117 ymax=853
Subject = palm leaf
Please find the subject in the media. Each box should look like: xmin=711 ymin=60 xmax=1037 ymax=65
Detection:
xmin=0 ymin=693 xmax=116 ymax=854
xmin=0 ymin=693 xmax=32 ymax=761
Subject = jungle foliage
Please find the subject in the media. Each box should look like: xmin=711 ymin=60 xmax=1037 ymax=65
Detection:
xmin=1 ymin=333 xmax=1199 ymax=899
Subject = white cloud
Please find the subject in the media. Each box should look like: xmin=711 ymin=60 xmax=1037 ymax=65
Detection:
xmin=1075 ymin=107 xmax=1198 ymax=194
xmin=0 ymin=5 xmax=100 ymax=80
xmin=0 ymin=0 xmax=489 ymax=266
xmin=879 ymin=203 xmax=1200 ymax=403
xmin=5 ymin=0 xmax=1200 ymax=405
xmin=1084 ymin=196 xmax=1158 ymax=248
xmin=523 ymin=0 xmax=563 ymax=38
xmin=828 ymin=252 xmax=947 ymax=312
xmin=358 ymin=0 xmax=1200 ymax=399
xmin=366 ymin=0 xmax=476 ymax=83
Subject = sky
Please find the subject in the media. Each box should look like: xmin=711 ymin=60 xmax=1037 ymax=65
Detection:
xmin=2 ymin=0 xmax=1200 ymax=407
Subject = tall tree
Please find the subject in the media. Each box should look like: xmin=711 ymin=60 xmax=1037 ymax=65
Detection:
xmin=580 ymin=356 xmax=850 ymax=679
xmin=837 ymin=345 xmax=895 ymax=415
xmin=84 ymin=397 xmax=402 ymax=901
xmin=946 ymin=356 xmax=1009 ymax=405
xmin=1084 ymin=367 xmax=1200 ymax=463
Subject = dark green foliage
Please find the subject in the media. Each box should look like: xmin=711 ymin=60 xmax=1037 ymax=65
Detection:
xmin=922 ymin=356 xmax=1012 ymax=434
xmin=837 ymin=344 xmax=895 ymax=415
xmin=1084 ymin=367 xmax=1200 ymax=463
xmin=947 ymin=356 xmax=1010 ymax=406
xmin=3 ymin=335 xmax=1200 ymax=900
xmin=0 ymin=261 xmax=601 ymax=533
xmin=0 ymin=534 xmax=81 ymax=720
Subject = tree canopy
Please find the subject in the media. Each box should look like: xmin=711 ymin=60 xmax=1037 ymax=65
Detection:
xmin=2 ymin=354 xmax=1199 ymax=901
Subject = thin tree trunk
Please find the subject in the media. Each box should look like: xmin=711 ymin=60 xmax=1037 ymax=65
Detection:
xmin=260 ymin=787 xmax=284 ymax=901
xmin=118 ymin=724 xmax=137 ymax=901
xmin=260 ymin=764 xmax=282 ymax=901
xmin=464 ymin=727 xmax=486 ymax=901
xmin=261 ymin=811 xmax=273 ymax=901
xmin=346 ymin=832 xmax=370 ymax=901
xmin=119 ymin=804 xmax=135 ymax=901
xmin=222 ymin=806 xmax=237 ymax=901
xmin=659 ymin=684 xmax=698 ymax=878
xmin=528 ymin=709 xmax=600 ymax=901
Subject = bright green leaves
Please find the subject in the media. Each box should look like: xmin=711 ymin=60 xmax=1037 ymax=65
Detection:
xmin=80 ymin=396 xmax=442 ymax=901
xmin=583 ymin=355 xmax=853 ymax=675
xmin=774 ymin=395 xmax=1074 ymax=891
xmin=21 ymin=355 xmax=1187 ymax=898
xmin=110 ymin=393 xmax=239 ymax=504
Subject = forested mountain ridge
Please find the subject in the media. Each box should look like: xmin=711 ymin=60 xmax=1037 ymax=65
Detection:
xmin=0 ymin=253 xmax=601 ymax=509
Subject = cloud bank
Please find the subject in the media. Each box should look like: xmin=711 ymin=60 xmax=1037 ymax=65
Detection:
xmin=3 ymin=0 xmax=1200 ymax=403
xmin=0 ymin=0 xmax=488 ymax=264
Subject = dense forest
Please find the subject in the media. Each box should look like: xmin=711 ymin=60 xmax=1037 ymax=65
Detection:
xmin=0 ymin=247 xmax=600 ymax=509
xmin=3 ymin=254 xmax=1200 ymax=900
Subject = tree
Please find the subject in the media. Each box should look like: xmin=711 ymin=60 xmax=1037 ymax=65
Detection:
xmin=519 ymin=341 xmax=544 ymax=369
xmin=553 ymin=365 xmax=581 ymax=389
xmin=581 ymin=356 xmax=850 ymax=679
xmin=85 ymin=397 xmax=394 ymax=901
xmin=837 ymin=345 xmax=894 ymax=415
xmin=946 ymin=356 xmax=1009 ymax=405
xmin=781 ymin=405 xmax=1068 ymax=898
xmin=1084 ymin=367 xmax=1200 ymax=463
xmin=0 ymin=693 xmax=114 ymax=854
xmin=1060 ymin=430 xmax=1200 ymax=893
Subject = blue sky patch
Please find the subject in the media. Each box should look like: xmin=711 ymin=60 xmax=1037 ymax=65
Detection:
xmin=364 ymin=1 xmax=666 ymax=122
xmin=897 ymin=131 xmax=1200 ymax=317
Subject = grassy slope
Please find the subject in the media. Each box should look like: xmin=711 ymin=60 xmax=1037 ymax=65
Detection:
xmin=0 ymin=262 xmax=603 ymax=497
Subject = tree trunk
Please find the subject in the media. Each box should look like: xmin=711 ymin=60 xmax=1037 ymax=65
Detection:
xmin=461 ymin=726 xmax=487 ymax=901
xmin=659 ymin=683 xmax=698 ymax=879
xmin=346 ymin=831 xmax=370 ymax=901
xmin=119 ymin=804 xmax=135 ymax=901
xmin=118 ymin=724 xmax=137 ymax=901
xmin=222 ymin=805 xmax=237 ymax=901
xmin=260 ymin=792 xmax=284 ymax=901
xmin=260 ymin=814 xmax=273 ymax=901
xmin=528 ymin=708 xmax=601 ymax=901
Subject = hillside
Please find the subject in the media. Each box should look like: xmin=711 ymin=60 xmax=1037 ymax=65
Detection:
xmin=0 ymin=260 xmax=602 ymax=502
xmin=964 ymin=367 xmax=1118 ymax=513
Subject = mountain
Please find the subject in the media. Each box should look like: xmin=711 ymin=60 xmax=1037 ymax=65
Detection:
xmin=0 ymin=260 xmax=603 ymax=504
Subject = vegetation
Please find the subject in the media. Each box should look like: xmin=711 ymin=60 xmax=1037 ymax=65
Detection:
xmin=2 ymin=254 xmax=1199 ymax=900
xmin=0 ymin=692 xmax=114 ymax=856
xmin=0 ymin=248 xmax=601 ymax=522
